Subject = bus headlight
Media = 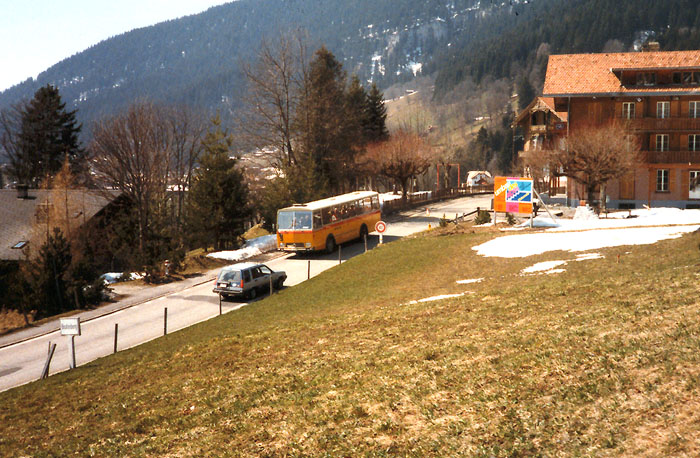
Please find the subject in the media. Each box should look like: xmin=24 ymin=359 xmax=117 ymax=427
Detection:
xmin=305 ymin=242 xmax=312 ymax=248
xmin=279 ymin=243 xmax=285 ymax=248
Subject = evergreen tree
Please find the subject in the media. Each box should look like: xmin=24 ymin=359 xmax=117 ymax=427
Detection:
xmin=346 ymin=75 xmax=369 ymax=144
xmin=27 ymin=227 xmax=72 ymax=318
xmin=515 ymin=75 xmax=536 ymax=112
xmin=11 ymin=85 xmax=84 ymax=187
xmin=364 ymin=83 xmax=389 ymax=143
xmin=186 ymin=116 xmax=251 ymax=250
xmin=296 ymin=46 xmax=353 ymax=195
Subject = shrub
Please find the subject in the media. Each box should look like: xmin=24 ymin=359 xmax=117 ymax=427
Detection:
xmin=506 ymin=212 xmax=516 ymax=225
xmin=474 ymin=209 xmax=491 ymax=225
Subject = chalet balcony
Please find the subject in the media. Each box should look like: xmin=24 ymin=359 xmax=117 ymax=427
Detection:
xmin=623 ymin=117 xmax=700 ymax=131
xmin=529 ymin=124 xmax=548 ymax=134
xmin=645 ymin=150 xmax=700 ymax=164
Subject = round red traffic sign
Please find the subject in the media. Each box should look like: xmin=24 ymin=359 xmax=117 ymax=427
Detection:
xmin=375 ymin=220 xmax=387 ymax=233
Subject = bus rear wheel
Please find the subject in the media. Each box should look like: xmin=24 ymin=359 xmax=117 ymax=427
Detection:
xmin=325 ymin=235 xmax=336 ymax=254
xmin=359 ymin=224 xmax=368 ymax=241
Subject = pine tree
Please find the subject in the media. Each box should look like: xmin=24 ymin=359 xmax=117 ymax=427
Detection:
xmin=296 ymin=46 xmax=353 ymax=194
xmin=11 ymin=85 xmax=84 ymax=187
xmin=346 ymin=75 xmax=369 ymax=143
xmin=364 ymin=83 xmax=389 ymax=143
xmin=515 ymin=75 xmax=536 ymax=112
xmin=27 ymin=227 xmax=72 ymax=318
xmin=186 ymin=116 xmax=251 ymax=250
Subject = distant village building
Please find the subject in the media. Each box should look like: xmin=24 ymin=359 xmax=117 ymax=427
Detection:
xmin=515 ymin=49 xmax=700 ymax=209
xmin=465 ymin=170 xmax=493 ymax=189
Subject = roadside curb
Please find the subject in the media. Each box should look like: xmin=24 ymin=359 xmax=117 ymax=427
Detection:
xmin=0 ymin=275 xmax=217 ymax=350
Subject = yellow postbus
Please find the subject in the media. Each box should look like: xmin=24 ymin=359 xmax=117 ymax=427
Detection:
xmin=276 ymin=191 xmax=381 ymax=253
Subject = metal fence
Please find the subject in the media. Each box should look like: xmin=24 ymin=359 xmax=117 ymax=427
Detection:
xmin=381 ymin=185 xmax=492 ymax=215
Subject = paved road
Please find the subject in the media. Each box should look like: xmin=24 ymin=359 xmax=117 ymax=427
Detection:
xmin=0 ymin=194 xmax=492 ymax=392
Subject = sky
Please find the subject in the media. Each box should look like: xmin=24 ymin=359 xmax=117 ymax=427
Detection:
xmin=0 ymin=0 xmax=233 ymax=92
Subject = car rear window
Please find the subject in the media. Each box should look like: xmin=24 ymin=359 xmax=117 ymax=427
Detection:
xmin=218 ymin=270 xmax=241 ymax=282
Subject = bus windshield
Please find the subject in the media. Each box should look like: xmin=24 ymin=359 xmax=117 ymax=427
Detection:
xmin=277 ymin=210 xmax=313 ymax=230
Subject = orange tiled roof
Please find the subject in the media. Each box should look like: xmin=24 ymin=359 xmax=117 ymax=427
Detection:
xmin=543 ymin=50 xmax=700 ymax=96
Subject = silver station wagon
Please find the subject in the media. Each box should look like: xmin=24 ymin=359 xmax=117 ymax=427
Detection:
xmin=213 ymin=262 xmax=287 ymax=300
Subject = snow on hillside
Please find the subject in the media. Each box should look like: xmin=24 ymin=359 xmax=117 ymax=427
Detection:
xmin=474 ymin=208 xmax=700 ymax=258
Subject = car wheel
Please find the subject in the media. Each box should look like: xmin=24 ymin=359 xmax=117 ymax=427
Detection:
xmin=325 ymin=235 xmax=336 ymax=254
xmin=247 ymin=288 xmax=257 ymax=300
xmin=275 ymin=278 xmax=284 ymax=290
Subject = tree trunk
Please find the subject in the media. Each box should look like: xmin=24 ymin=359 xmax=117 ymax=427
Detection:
xmin=586 ymin=184 xmax=596 ymax=209
xmin=599 ymin=182 xmax=607 ymax=214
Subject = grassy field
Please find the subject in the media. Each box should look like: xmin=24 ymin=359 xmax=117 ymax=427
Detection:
xmin=2 ymin=224 xmax=700 ymax=456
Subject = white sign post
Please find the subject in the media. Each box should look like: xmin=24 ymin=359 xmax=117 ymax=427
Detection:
xmin=375 ymin=220 xmax=387 ymax=244
xmin=60 ymin=318 xmax=81 ymax=369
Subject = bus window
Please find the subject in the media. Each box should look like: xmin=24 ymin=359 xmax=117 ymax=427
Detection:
xmin=313 ymin=211 xmax=322 ymax=229
xmin=371 ymin=196 xmax=379 ymax=209
xmin=297 ymin=212 xmax=312 ymax=229
xmin=278 ymin=211 xmax=294 ymax=230
xmin=278 ymin=210 xmax=312 ymax=230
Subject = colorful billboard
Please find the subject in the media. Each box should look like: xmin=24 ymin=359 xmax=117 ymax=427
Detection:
xmin=494 ymin=176 xmax=534 ymax=214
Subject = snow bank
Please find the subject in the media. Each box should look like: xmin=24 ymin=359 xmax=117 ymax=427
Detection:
xmin=474 ymin=207 xmax=700 ymax=259
xmin=207 ymin=235 xmax=277 ymax=262
xmin=101 ymin=272 xmax=144 ymax=284
xmin=475 ymin=225 xmax=696 ymax=258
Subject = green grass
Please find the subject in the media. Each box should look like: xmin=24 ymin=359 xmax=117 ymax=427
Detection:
xmin=2 ymin=225 xmax=700 ymax=456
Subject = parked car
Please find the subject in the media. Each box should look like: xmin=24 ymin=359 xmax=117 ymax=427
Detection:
xmin=213 ymin=262 xmax=287 ymax=300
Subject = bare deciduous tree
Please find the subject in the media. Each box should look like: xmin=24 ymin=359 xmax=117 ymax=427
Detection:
xmin=551 ymin=124 xmax=641 ymax=211
xmin=166 ymin=106 xmax=206 ymax=235
xmin=90 ymin=101 xmax=172 ymax=258
xmin=240 ymin=33 xmax=309 ymax=167
xmin=361 ymin=130 xmax=434 ymax=202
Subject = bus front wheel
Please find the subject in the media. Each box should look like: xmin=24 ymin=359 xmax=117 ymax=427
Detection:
xmin=325 ymin=235 xmax=336 ymax=254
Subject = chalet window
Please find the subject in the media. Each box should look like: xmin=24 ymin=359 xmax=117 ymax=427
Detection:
xmin=636 ymin=72 xmax=656 ymax=86
xmin=695 ymin=72 xmax=700 ymax=84
xmin=656 ymin=169 xmax=669 ymax=192
xmin=690 ymin=134 xmax=700 ymax=151
xmin=656 ymin=134 xmax=669 ymax=152
xmin=690 ymin=171 xmax=700 ymax=199
xmin=622 ymin=102 xmax=635 ymax=119
xmin=683 ymin=72 xmax=694 ymax=84
xmin=657 ymin=101 xmax=670 ymax=119
xmin=690 ymin=101 xmax=700 ymax=118
xmin=673 ymin=72 xmax=682 ymax=84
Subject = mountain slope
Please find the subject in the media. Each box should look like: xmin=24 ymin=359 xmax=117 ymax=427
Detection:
xmin=0 ymin=0 xmax=535 ymax=130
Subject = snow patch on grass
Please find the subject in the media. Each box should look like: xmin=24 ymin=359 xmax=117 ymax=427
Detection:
xmin=456 ymin=278 xmax=483 ymax=284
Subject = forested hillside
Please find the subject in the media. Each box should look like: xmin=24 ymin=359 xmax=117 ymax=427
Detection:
xmin=2 ymin=0 xmax=700 ymax=140
xmin=0 ymin=0 xmax=521 ymax=130
xmin=432 ymin=0 xmax=700 ymax=97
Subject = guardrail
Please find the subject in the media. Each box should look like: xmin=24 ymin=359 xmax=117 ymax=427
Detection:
xmin=381 ymin=185 xmax=492 ymax=215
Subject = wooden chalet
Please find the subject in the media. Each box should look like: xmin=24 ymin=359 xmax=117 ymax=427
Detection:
xmin=516 ymin=49 xmax=700 ymax=209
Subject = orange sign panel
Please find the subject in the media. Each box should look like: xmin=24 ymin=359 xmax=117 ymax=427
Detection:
xmin=494 ymin=176 xmax=534 ymax=214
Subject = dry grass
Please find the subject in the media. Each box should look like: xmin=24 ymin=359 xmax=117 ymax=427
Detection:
xmin=1 ymin=224 xmax=700 ymax=456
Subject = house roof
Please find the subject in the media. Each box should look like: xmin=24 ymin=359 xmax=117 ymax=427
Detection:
xmin=0 ymin=189 xmax=117 ymax=261
xmin=543 ymin=50 xmax=700 ymax=97
xmin=514 ymin=97 xmax=568 ymax=124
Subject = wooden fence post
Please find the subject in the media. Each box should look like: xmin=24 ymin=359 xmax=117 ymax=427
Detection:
xmin=114 ymin=323 xmax=118 ymax=354
xmin=41 ymin=343 xmax=57 ymax=380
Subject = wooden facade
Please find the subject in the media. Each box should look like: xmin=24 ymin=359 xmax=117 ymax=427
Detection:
xmin=516 ymin=50 xmax=700 ymax=209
